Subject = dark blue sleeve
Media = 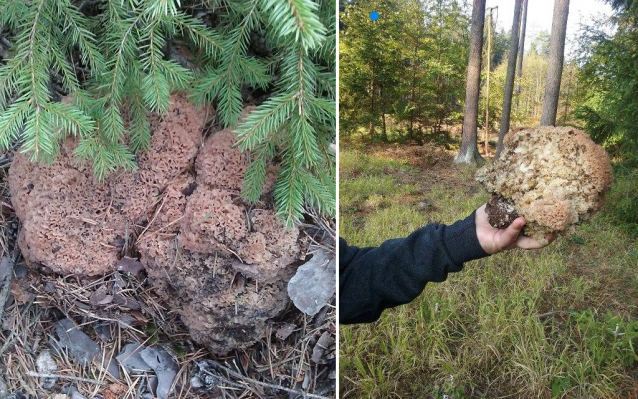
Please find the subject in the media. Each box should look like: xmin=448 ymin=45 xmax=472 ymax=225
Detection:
xmin=339 ymin=212 xmax=489 ymax=324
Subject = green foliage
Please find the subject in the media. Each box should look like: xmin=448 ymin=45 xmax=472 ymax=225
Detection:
xmin=234 ymin=0 xmax=336 ymax=225
xmin=574 ymin=7 xmax=638 ymax=160
xmin=549 ymin=308 xmax=638 ymax=396
xmin=0 ymin=0 xmax=335 ymax=226
xmin=570 ymin=309 xmax=637 ymax=371
xmin=484 ymin=26 xmax=510 ymax=68
xmin=529 ymin=30 xmax=551 ymax=57
xmin=339 ymin=0 xmax=469 ymax=143
xmin=599 ymin=169 xmax=638 ymax=236
xmin=480 ymin=42 xmax=581 ymax=131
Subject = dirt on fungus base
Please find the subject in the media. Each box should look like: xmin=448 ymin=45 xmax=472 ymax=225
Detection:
xmin=8 ymin=93 xmax=303 ymax=354
xmin=485 ymin=194 xmax=520 ymax=230
xmin=476 ymin=126 xmax=613 ymax=244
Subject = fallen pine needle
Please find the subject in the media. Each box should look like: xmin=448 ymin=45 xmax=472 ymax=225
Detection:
xmin=26 ymin=371 xmax=107 ymax=386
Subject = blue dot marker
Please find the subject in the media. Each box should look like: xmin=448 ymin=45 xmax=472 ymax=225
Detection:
xmin=370 ymin=11 xmax=379 ymax=21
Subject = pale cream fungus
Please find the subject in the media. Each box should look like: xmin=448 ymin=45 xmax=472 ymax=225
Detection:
xmin=476 ymin=126 xmax=613 ymax=244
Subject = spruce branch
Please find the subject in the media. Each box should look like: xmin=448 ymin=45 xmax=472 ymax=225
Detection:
xmin=242 ymin=141 xmax=276 ymax=203
xmin=300 ymin=168 xmax=335 ymax=216
xmin=0 ymin=56 xmax=23 ymax=109
xmin=190 ymin=0 xmax=262 ymax=127
xmin=0 ymin=98 xmax=30 ymax=150
xmin=43 ymin=101 xmax=95 ymax=137
xmin=26 ymin=0 xmax=50 ymax=106
xmin=146 ymin=0 xmax=180 ymax=19
xmin=127 ymin=87 xmax=151 ymax=152
xmin=0 ymin=0 xmax=335 ymax=224
xmin=170 ymin=11 xmax=224 ymax=60
xmin=289 ymin=112 xmax=320 ymax=168
xmin=261 ymin=0 xmax=327 ymax=51
xmin=60 ymin=0 xmax=105 ymax=75
xmin=141 ymin=23 xmax=170 ymax=113
xmin=274 ymin=152 xmax=305 ymax=227
xmin=235 ymin=93 xmax=296 ymax=150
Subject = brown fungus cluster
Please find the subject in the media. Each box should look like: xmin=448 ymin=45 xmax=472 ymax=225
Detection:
xmin=9 ymin=94 xmax=302 ymax=354
xmin=476 ymin=126 xmax=613 ymax=244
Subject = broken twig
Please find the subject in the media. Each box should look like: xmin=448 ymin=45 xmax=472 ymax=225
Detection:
xmin=203 ymin=361 xmax=330 ymax=399
xmin=0 ymin=255 xmax=15 ymax=325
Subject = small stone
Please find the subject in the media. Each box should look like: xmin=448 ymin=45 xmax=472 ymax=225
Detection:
xmin=13 ymin=264 xmax=28 ymax=278
xmin=36 ymin=350 xmax=58 ymax=390
xmin=417 ymin=200 xmax=431 ymax=211
xmin=190 ymin=376 xmax=204 ymax=389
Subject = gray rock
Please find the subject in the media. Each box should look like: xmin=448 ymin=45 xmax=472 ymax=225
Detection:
xmin=287 ymin=248 xmax=336 ymax=316
xmin=54 ymin=318 xmax=99 ymax=366
xmin=116 ymin=343 xmax=152 ymax=372
xmin=140 ymin=347 xmax=178 ymax=399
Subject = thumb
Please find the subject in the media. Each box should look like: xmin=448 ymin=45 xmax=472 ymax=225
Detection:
xmin=499 ymin=217 xmax=526 ymax=249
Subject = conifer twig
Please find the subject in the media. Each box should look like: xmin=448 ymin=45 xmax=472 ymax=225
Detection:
xmin=202 ymin=361 xmax=330 ymax=399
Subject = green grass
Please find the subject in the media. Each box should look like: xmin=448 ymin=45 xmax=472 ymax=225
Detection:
xmin=339 ymin=149 xmax=414 ymax=178
xmin=339 ymin=148 xmax=638 ymax=398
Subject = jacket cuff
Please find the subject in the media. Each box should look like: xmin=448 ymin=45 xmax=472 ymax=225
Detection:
xmin=442 ymin=211 xmax=489 ymax=267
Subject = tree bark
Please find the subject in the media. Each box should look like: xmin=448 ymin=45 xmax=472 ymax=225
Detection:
xmin=484 ymin=8 xmax=493 ymax=156
xmin=382 ymin=111 xmax=387 ymax=141
xmin=409 ymin=27 xmax=419 ymax=139
xmin=495 ymin=0 xmax=523 ymax=159
xmin=541 ymin=0 xmax=570 ymax=126
xmin=455 ymin=0 xmax=486 ymax=165
xmin=515 ymin=0 xmax=528 ymax=110
xmin=369 ymin=79 xmax=375 ymax=137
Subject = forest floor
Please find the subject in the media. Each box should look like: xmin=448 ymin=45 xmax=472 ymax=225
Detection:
xmin=339 ymin=138 xmax=638 ymax=398
xmin=0 ymin=160 xmax=336 ymax=399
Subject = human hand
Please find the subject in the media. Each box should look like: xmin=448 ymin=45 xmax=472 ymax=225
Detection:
xmin=474 ymin=204 xmax=556 ymax=255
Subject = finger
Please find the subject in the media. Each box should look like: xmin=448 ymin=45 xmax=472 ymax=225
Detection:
xmin=475 ymin=204 xmax=488 ymax=224
xmin=515 ymin=235 xmax=546 ymax=250
xmin=499 ymin=217 xmax=526 ymax=247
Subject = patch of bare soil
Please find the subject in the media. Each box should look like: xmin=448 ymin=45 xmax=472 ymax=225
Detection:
xmin=0 ymin=95 xmax=335 ymax=398
xmin=366 ymin=142 xmax=482 ymax=192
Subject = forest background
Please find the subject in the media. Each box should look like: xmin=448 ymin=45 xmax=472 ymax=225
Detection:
xmin=339 ymin=0 xmax=637 ymax=165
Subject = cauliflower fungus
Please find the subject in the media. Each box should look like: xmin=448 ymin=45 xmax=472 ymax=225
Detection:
xmin=8 ymin=94 xmax=303 ymax=354
xmin=476 ymin=126 xmax=613 ymax=244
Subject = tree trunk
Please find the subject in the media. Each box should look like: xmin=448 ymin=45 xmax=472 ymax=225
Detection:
xmin=382 ymin=111 xmax=387 ymax=141
xmin=515 ymin=0 xmax=528 ymax=111
xmin=369 ymin=66 xmax=376 ymax=138
xmin=455 ymin=0 xmax=486 ymax=165
xmin=409 ymin=29 xmax=418 ymax=139
xmin=541 ymin=0 xmax=570 ymax=126
xmin=484 ymin=9 xmax=493 ymax=156
xmin=435 ymin=1 xmax=444 ymax=137
xmin=495 ymin=0 xmax=523 ymax=159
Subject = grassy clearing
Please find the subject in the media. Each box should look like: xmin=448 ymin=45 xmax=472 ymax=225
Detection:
xmin=339 ymin=146 xmax=638 ymax=399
